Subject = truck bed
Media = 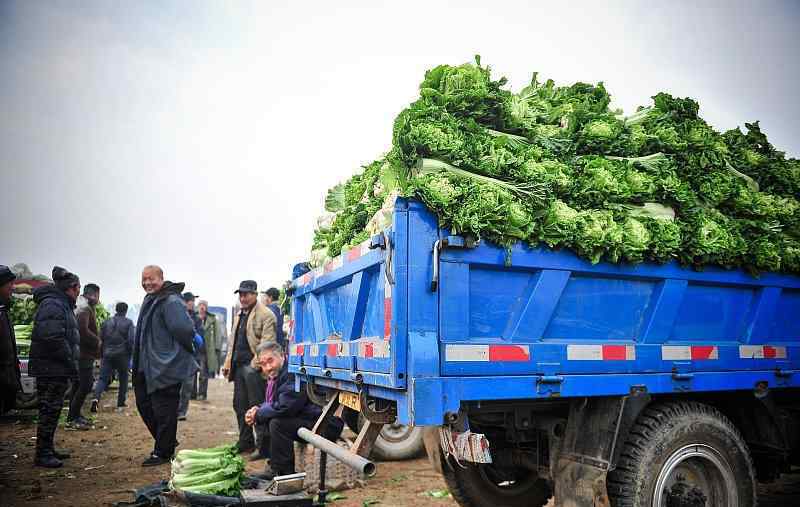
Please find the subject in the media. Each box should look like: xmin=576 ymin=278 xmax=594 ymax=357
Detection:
xmin=289 ymin=199 xmax=800 ymax=425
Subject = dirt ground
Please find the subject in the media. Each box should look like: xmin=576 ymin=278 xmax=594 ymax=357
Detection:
xmin=1 ymin=378 xmax=798 ymax=507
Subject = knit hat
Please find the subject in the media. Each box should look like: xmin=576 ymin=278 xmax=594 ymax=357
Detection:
xmin=0 ymin=265 xmax=15 ymax=287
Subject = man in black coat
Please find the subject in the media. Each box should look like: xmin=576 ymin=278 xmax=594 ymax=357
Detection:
xmin=29 ymin=266 xmax=82 ymax=468
xmin=0 ymin=265 xmax=21 ymax=414
xmin=133 ymin=265 xmax=197 ymax=466
xmin=245 ymin=341 xmax=343 ymax=479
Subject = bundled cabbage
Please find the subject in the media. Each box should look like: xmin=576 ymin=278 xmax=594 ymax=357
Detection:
xmin=170 ymin=444 xmax=245 ymax=496
xmin=310 ymin=57 xmax=800 ymax=275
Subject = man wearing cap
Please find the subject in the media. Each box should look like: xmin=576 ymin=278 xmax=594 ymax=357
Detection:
xmin=0 ymin=265 xmax=22 ymax=415
xmin=178 ymin=291 xmax=203 ymax=420
xmin=222 ymin=280 xmax=277 ymax=456
xmin=29 ymin=267 xmax=82 ymax=468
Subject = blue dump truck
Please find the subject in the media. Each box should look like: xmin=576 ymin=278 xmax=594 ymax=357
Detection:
xmin=288 ymin=198 xmax=800 ymax=507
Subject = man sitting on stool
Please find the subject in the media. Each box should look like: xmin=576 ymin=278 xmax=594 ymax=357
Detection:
xmin=245 ymin=341 xmax=342 ymax=479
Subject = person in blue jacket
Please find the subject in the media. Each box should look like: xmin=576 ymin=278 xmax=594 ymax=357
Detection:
xmin=245 ymin=341 xmax=343 ymax=479
xmin=133 ymin=265 xmax=197 ymax=466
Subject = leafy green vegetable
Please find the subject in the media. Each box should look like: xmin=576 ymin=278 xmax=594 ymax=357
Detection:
xmin=170 ymin=444 xmax=244 ymax=496
xmin=307 ymin=58 xmax=800 ymax=276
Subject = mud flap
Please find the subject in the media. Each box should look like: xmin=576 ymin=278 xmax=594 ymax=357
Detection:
xmin=553 ymin=397 xmax=627 ymax=507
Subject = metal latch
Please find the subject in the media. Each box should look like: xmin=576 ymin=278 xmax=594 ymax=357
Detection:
xmin=431 ymin=235 xmax=479 ymax=291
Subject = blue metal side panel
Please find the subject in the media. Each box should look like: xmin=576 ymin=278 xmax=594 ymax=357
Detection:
xmin=291 ymin=199 xmax=800 ymax=427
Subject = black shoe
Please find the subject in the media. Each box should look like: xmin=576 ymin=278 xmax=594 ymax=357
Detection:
xmin=141 ymin=454 xmax=170 ymax=467
xmin=90 ymin=399 xmax=99 ymax=413
xmin=248 ymin=450 xmax=266 ymax=462
xmin=53 ymin=449 xmax=71 ymax=460
xmin=34 ymin=455 xmax=63 ymax=468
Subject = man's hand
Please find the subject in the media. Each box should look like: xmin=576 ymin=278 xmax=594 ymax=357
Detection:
xmin=245 ymin=406 xmax=258 ymax=426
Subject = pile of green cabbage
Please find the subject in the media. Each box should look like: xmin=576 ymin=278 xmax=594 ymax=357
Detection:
xmin=312 ymin=57 xmax=800 ymax=275
xmin=170 ymin=444 xmax=245 ymax=496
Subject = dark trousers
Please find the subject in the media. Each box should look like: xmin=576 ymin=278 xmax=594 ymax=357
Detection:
xmin=93 ymin=354 xmax=129 ymax=407
xmin=232 ymin=364 xmax=265 ymax=451
xmin=197 ymin=356 xmax=209 ymax=398
xmin=265 ymin=416 xmax=344 ymax=474
xmin=35 ymin=377 xmax=69 ymax=457
xmin=68 ymin=359 xmax=94 ymax=421
xmin=134 ymin=373 xmax=180 ymax=458
xmin=178 ymin=374 xmax=192 ymax=417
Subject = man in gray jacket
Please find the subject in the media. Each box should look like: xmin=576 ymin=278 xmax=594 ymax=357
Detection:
xmin=133 ymin=265 xmax=198 ymax=467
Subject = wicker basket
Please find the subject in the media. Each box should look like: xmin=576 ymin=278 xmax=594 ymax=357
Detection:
xmin=294 ymin=440 xmax=364 ymax=493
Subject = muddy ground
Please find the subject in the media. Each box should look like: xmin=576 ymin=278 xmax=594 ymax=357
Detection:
xmin=1 ymin=378 xmax=798 ymax=507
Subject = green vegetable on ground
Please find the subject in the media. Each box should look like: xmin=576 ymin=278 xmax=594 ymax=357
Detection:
xmin=169 ymin=443 xmax=244 ymax=497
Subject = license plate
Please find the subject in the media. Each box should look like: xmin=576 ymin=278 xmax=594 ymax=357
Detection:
xmin=339 ymin=391 xmax=361 ymax=412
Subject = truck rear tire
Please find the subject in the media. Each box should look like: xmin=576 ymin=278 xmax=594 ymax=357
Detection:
xmin=442 ymin=458 xmax=551 ymax=507
xmin=607 ymin=401 xmax=756 ymax=507
xmin=341 ymin=408 xmax=425 ymax=461
xmin=371 ymin=423 xmax=425 ymax=461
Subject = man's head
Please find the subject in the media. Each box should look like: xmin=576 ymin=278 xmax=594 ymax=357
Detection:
xmin=235 ymin=280 xmax=258 ymax=310
xmin=141 ymin=265 xmax=164 ymax=294
xmin=115 ymin=301 xmax=128 ymax=316
xmin=262 ymin=287 xmax=280 ymax=305
xmin=83 ymin=283 xmax=100 ymax=306
xmin=53 ymin=266 xmax=81 ymax=302
xmin=256 ymin=341 xmax=285 ymax=377
xmin=0 ymin=265 xmax=16 ymax=305
xmin=182 ymin=292 xmax=197 ymax=312
xmin=197 ymin=300 xmax=208 ymax=318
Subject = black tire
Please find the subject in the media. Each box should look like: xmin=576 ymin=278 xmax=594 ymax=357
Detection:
xmin=441 ymin=456 xmax=551 ymax=507
xmin=608 ymin=401 xmax=756 ymax=507
xmin=371 ymin=423 xmax=425 ymax=461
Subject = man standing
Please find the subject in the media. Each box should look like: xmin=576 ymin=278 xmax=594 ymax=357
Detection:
xmin=196 ymin=300 xmax=218 ymax=401
xmin=261 ymin=288 xmax=286 ymax=349
xmin=29 ymin=267 xmax=81 ymax=468
xmin=0 ymin=265 xmax=21 ymax=414
xmin=245 ymin=342 xmax=343 ymax=479
xmin=67 ymin=283 xmax=102 ymax=430
xmin=221 ymin=280 xmax=276 ymax=456
xmin=133 ymin=266 xmax=197 ymax=466
xmin=178 ymin=292 xmax=202 ymax=420
xmin=91 ymin=302 xmax=134 ymax=413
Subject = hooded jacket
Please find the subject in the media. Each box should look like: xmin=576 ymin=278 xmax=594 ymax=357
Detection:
xmin=133 ymin=281 xmax=198 ymax=394
xmin=28 ymin=285 xmax=80 ymax=378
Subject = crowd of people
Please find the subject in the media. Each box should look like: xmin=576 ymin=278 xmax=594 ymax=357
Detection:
xmin=0 ymin=263 xmax=340 ymax=480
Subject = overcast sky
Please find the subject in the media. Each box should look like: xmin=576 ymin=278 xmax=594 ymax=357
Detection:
xmin=1 ymin=0 xmax=799 ymax=312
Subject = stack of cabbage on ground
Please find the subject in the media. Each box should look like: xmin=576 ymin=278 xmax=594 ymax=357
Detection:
xmin=169 ymin=444 xmax=245 ymax=496
xmin=311 ymin=57 xmax=800 ymax=275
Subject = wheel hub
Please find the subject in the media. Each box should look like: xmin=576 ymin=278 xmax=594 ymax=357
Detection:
xmin=653 ymin=444 xmax=738 ymax=507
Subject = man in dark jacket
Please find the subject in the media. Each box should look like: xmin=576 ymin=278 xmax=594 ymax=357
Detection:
xmin=29 ymin=266 xmax=82 ymax=468
xmin=261 ymin=287 xmax=285 ymax=349
xmin=178 ymin=291 xmax=202 ymax=420
xmin=91 ymin=301 xmax=134 ymax=412
xmin=245 ymin=341 xmax=343 ymax=479
xmin=67 ymin=283 xmax=101 ymax=429
xmin=133 ymin=265 xmax=197 ymax=466
xmin=0 ymin=265 xmax=21 ymax=414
